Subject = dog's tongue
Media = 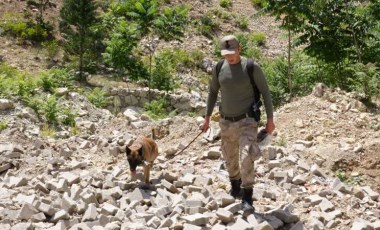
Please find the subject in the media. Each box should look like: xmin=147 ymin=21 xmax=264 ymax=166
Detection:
xmin=131 ymin=170 xmax=137 ymax=176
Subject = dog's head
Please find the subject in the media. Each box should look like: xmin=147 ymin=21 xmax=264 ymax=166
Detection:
xmin=126 ymin=143 xmax=144 ymax=175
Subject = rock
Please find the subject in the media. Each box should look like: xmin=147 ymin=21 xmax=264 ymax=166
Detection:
xmin=0 ymin=99 xmax=14 ymax=110
xmin=181 ymin=213 xmax=210 ymax=226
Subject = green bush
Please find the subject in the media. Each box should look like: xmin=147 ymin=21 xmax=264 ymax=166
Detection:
xmin=220 ymin=0 xmax=232 ymax=8
xmin=61 ymin=107 xmax=76 ymax=127
xmin=151 ymin=53 xmax=177 ymax=92
xmin=336 ymin=169 xmax=347 ymax=182
xmin=250 ymin=0 xmax=268 ymax=8
xmin=144 ymin=97 xmax=168 ymax=120
xmin=0 ymin=63 xmax=37 ymax=99
xmin=159 ymin=48 xmax=205 ymax=70
xmin=245 ymin=47 xmax=262 ymax=60
xmin=40 ymin=74 xmax=56 ymax=93
xmin=18 ymin=80 xmax=37 ymax=98
xmin=0 ymin=14 xmax=49 ymax=42
xmin=210 ymin=8 xmax=231 ymax=21
xmin=236 ymin=16 xmax=249 ymax=30
xmin=24 ymin=95 xmax=43 ymax=115
xmin=42 ymin=40 xmax=60 ymax=59
xmin=40 ymin=124 xmax=56 ymax=137
xmin=251 ymin=32 xmax=267 ymax=46
xmin=38 ymin=68 xmax=75 ymax=93
xmin=345 ymin=63 xmax=380 ymax=100
xmin=0 ymin=63 xmax=28 ymax=98
xmin=85 ymin=88 xmax=110 ymax=108
xmin=0 ymin=120 xmax=8 ymax=131
xmin=197 ymin=15 xmax=219 ymax=38
xmin=42 ymin=96 xmax=59 ymax=124
xmin=262 ymin=56 xmax=289 ymax=107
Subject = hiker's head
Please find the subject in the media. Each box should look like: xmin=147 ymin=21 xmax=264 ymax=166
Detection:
xmin=220 ymin=35 xmax=241 ymax=64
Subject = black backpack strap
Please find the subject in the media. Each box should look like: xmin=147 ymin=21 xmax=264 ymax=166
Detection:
xmin=247 ymin=58 xmax=261 ymax=104
xmin=215 ymin=59 xmax=224 ymax=77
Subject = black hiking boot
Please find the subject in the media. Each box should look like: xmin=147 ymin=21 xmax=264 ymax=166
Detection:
xmin=229 ymin=179 xmax=242 ymax=198
xmin=242 ymin=188 xmax=255 ymax=217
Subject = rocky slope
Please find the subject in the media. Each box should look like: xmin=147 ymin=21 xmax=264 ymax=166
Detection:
xmin=0 ymin=83 xmax=379 ymax=230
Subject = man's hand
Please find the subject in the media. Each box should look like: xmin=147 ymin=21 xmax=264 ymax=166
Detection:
xmin=200 ymin=116 xmax=210 ymax=132
xmin=265 ymin=117 xmax=275 ymax=134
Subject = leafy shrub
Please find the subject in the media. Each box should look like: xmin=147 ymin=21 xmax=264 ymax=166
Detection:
xmin=17 ymin=79 xmax=37 ymax=98
xmin=42 ymin=40 xmax=60 ymax=59
xmin=197 ymin=15 xmax=219 ymax=38
xmin=40 ymin=74 xmax=56 ymax=93
xmin=245 ymin=46 xmax=262 ymax=60
xmin=24 ymin=96 xmax=43 ymax=115
xmin=344 ymin=63 xmax=380 ymax=100
xmin=153 ymin=5 xmax=190 ymax=42
xmin=22 ymin=23 xmax=49 ymax=42
xmin=159 ymin=48 xmax=204 ymax=71
xmin=40 ymin=124 xmax=56 ymax=137
xmin=0 ymin=120 xmax=8 ymax=131
xmin=103 ymin=20 xmax=146 ymax=79
xmin=61 ymin=107 xmax=76 ymax=127
xmin=236 ymin=16 xmax=249 ymax=30
xmin=336 ymin=169 xmax=347 ymax=182
xmin=42 ymin=96 xmax=59 ymax=124
xmin=199 ymin=73 xmax=211 ymax=85
xmin=250 ymin=0 xmax=268 ymax=8
xmin=251 ymin=32 xmax=267 ymax=46
xmin=0 ymin=63 xmax=37 ymax=100
xmin=210 ymin=8 xmax=231 ymax=21
xmin=0 ymin=63 xmax=28 ymax=98
xmin=38 ymin=68 xmax=75 ymax=93
xmin=85 ymin=88 xmax=110 ymax=108
xmin=144 ymin=97 xmax=168 ymax=120
xmin=0 ymin=14 xmax=49 ymax=42
xmin=151 ymin=54 xmax=177 ymax=92
xmin=262 ymin=56 xmax=289 ymax=107
xmin=220 ymin=0 xmax=232 ymax=8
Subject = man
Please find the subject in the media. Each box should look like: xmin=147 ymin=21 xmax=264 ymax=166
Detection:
xmin=200 ymin=35 xmax=275 ymax=214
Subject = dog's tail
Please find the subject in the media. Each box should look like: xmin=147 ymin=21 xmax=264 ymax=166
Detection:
xmin=151 ymin=127 xmax=157 ymax=140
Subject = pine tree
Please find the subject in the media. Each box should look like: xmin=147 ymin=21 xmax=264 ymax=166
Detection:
xmin=60 ymin=0 xmax=98 ymax=82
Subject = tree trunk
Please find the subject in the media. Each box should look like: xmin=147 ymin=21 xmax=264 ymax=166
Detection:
xmin=79 ymin=31 xmax=84 ymax=82
xmin=287 ymin=25 xmax=292 ymax=99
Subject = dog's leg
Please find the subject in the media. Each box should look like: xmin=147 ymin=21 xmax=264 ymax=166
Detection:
xmin=143 ymin=164 xmax=150 ymax=184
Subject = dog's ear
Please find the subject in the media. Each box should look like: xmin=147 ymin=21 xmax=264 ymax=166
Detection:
xmin=138 ymin=147 xmax=143 ymax=157
xmin=126 ymin=146 xmax=131 ymax=156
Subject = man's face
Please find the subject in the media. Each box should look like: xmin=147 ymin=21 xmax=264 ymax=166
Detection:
xmin=224 ymin=47 xmax=241 ymax=64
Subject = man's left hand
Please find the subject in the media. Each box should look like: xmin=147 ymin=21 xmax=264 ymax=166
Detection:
xmin=265 ymin=117 xmax=275 ymax=134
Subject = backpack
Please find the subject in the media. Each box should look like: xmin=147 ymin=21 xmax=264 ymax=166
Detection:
xmin=215 ymin=58 xmax=262 ymax=109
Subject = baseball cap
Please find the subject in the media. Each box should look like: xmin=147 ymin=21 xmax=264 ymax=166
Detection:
xmin=220 ymin=35 xmax=240 ymax=55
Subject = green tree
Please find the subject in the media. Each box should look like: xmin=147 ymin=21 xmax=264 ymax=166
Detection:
xmin=265 ymin=0 xmax=307 ymax=99
xmin=26 ymin=0 xmax=56 ymax=27
xmin=126 ymin=0 xmax=159 ymax=36
xmin=103 ymin=0 xmax=189 ymax=100
xmin=60 ymin=0 xmax=98 ymax=82
xmin=103 ymin=20 xmax=148 ymax=80
xmin=298 ymin=0 xmax=379 ymax=89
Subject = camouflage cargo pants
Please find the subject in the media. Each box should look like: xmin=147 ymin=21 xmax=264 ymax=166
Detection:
xmin=219 ymin=117 xmax=261 ymax=188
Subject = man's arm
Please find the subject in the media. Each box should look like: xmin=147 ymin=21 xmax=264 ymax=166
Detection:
xmin=253 ymin=63 xmax=275 ymax=134
xmin=201 ymin=66 xmax=220 ymax=132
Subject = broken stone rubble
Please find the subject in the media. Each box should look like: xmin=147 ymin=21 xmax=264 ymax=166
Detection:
xmin=0 ymin=84 xmax=379 ymax=230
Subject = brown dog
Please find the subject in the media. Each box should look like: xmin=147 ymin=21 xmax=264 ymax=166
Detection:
xmin=126 ymin=137 xmax=158 ymax=184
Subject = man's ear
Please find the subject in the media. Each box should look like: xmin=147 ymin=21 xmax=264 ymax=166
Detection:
xmin=126 ymin=146 xmax=131 ymax=156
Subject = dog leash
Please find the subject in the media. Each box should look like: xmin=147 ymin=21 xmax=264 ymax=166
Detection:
xmin=176 ymin=131 xmax=203 ymax=155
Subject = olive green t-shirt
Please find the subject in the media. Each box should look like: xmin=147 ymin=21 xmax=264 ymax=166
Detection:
xmin=206 ymin=57 xmax=274 ymax=118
